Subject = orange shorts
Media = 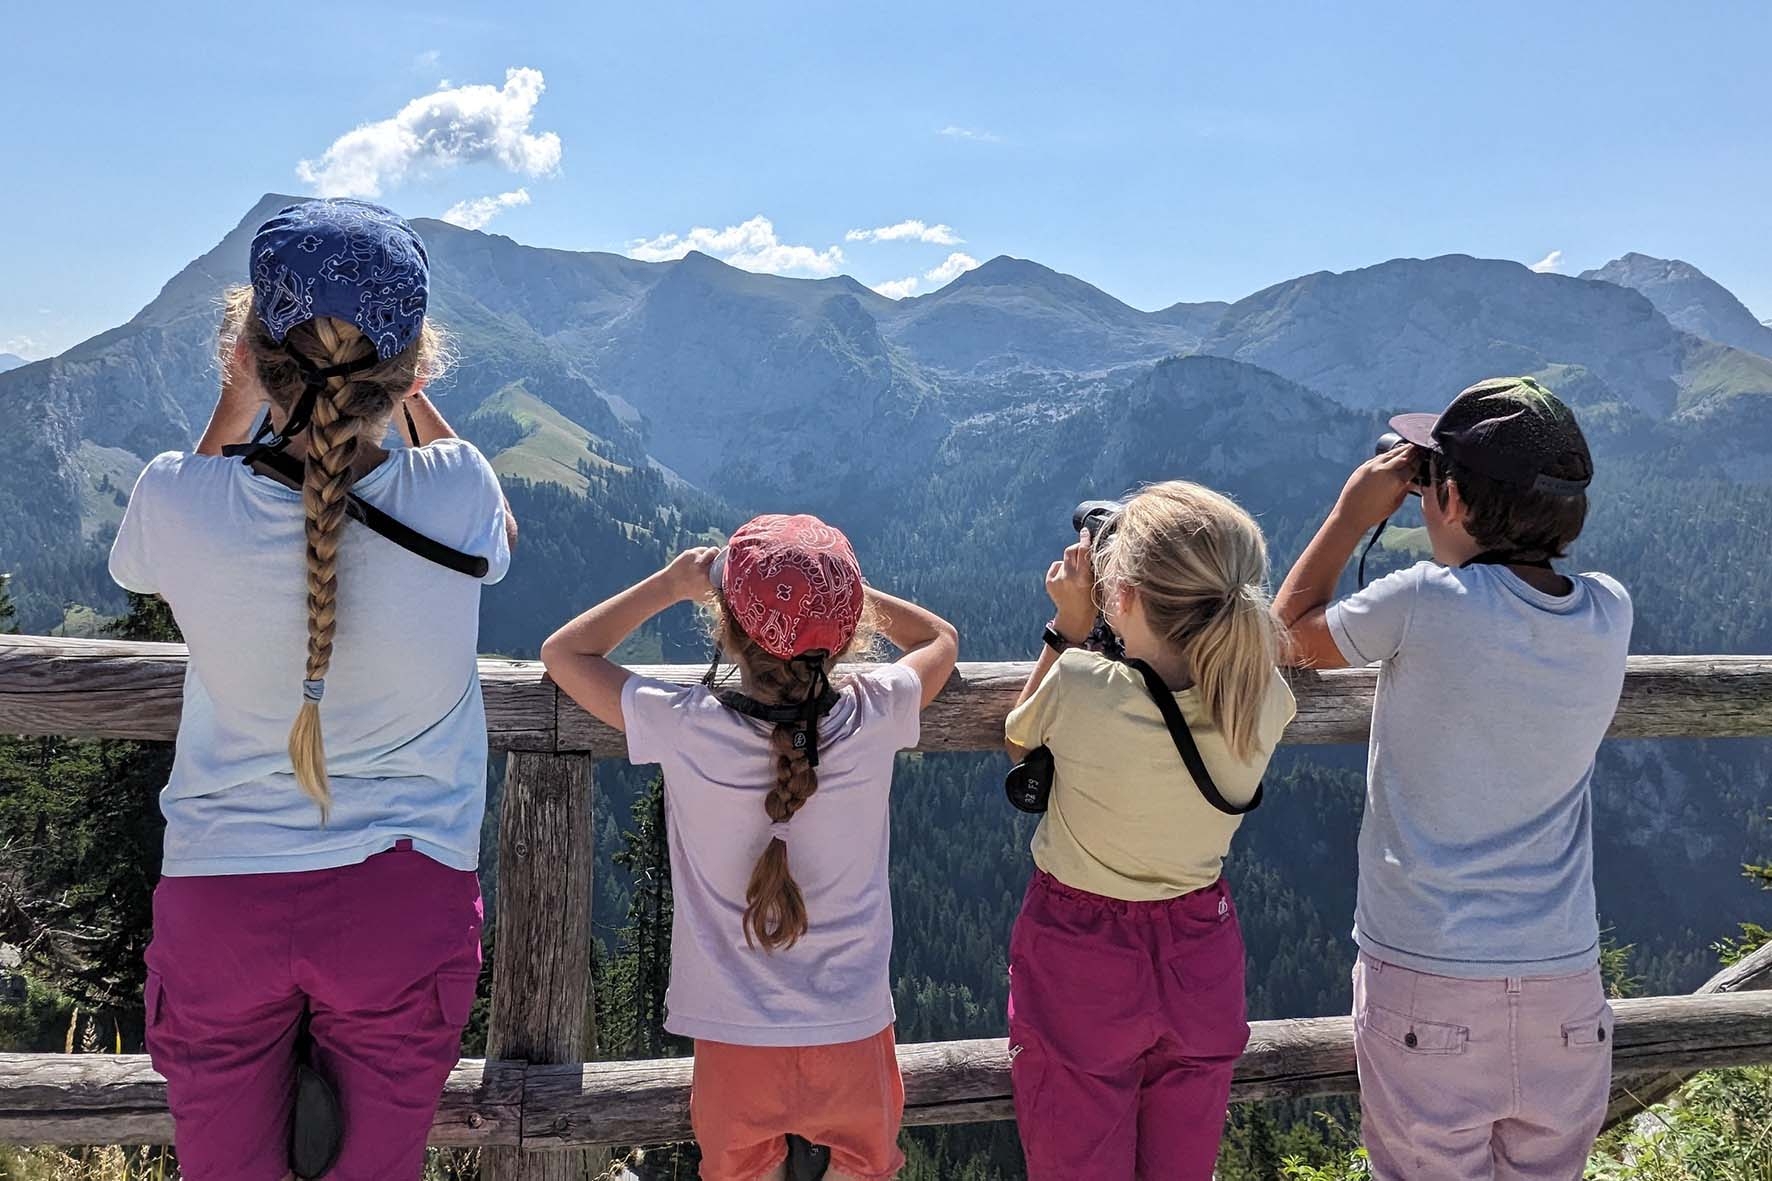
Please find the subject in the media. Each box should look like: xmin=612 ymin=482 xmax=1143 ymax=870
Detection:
xmin=689 ymin=1025 xmax=905 ymax=1181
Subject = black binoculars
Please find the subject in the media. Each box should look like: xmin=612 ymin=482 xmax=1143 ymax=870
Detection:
xmin=1375 ymin=432 xmax=1431 ymax=495
xmin=1072 ymin=499 xmax=1121 ymax=542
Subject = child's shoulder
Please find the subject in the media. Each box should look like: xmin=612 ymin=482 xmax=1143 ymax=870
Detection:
xmin=1575 ymin=570 xmax=1631 ymax=607
xmin=129 ymin=450 xmax=250 ymax=506
xmin=625 ymin=674 xmax=721 ymax=717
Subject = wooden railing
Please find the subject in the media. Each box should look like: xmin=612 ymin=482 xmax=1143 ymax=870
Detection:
xmin=3 ymin=636 xmax=1772 ymax=1175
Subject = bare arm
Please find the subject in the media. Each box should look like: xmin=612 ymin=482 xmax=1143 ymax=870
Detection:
xmin=866 ymin=588 xmax=958 ymax=709
xmin=195 ymin=343 xmax=265 ymax=456
xmin=540 ymin=548 xmax=720 ymax=731
xmin=1006 ymin=529 xmax=1096 ymax=761
xmin=1272 ymin=447 xmax=1416 ymax=669
xmin=398 ymin=390 xmax=455 ymax=445
xmin=400 ymin=389 xmax=520 ymax=554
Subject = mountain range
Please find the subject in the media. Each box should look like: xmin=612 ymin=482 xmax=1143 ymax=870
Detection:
xmin=3 ymin=196 xmax=1770 ymax=1177
xmin=4 ymin=193 xmax=1770 ymax=614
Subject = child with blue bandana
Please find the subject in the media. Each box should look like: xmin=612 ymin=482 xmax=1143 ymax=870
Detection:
xmin=112 ymin=199 xmax=515 ymax=1181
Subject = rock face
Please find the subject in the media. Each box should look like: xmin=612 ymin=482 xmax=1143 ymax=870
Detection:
xmin=1197 ymin=254 xmax=1735 ymax=420
xmin=878 ymin=255 xmax=1206 ymax=374
xmin=1582 ymin=253 xmax=1772 ymax=360
xmin=5 ymin=194 xmax=1772 ymax=616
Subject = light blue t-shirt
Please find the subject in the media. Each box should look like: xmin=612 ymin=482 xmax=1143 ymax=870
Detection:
xmin=109 ymin=439 xmax=511 ymax=876
xmin=1327 ymin=561 xmax=1632 ymax=978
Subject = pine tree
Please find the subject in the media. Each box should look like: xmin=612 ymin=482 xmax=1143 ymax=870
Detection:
xmin=595 ymin=775 xmax=700 ymax=1178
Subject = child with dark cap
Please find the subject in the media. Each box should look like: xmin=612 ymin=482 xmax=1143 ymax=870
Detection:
xmin=1274 ymin=377 xmax=1631 ymax=1180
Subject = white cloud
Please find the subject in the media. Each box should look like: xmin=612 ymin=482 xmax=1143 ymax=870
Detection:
xmin=1 ymin=335 xmax=42 ymax=359
xmin=627 ymin=216 xmax=844 ymax=277
xmin=924 ymin=252 xmax=981 ymax=284
xmin=296 ymin=67 xmax=562 ymax=199
xmin=442 ymin=188 xmax=532 ymax=230
xmin=938 ymin=125 xmax=1003 ymax=143
xmin=846 ymin=219 xmax=963 ymax=246
xmin=1529 ymin=249 xmax=1565 ymax=274
xmin=872 ymin=276 xmax=921 ymax=300
xmin=414 ymin=49 xmax=442 ymax=71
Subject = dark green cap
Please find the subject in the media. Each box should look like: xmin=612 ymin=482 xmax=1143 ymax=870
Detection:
xmin=1389 ymin=376 xmax=1593 ymax=496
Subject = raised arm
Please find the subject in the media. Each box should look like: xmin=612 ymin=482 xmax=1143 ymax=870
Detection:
xmin=401 ymin=390 xmax=521 ymax=554
xmin=195 ymin=341 xmax=266 ymax=456
xmin=1006 ymin=529 xmax=1096 ymax=760
xmin=1272 ymin=446 xmax=1415 ymax=668
xmin=866 ymin=587 xmax=958 ymax=709
xmin=540 ymin=548 xmax=720 ymax=730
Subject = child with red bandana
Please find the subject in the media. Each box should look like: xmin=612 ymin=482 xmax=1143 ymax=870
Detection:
xmin=543 ymin=515 xmax=957 ymax=1181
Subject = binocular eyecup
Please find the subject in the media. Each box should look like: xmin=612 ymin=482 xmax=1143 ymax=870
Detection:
xmin=1375 ymin=432 xmax=1431 ymax=495
xmin=1072 ymin=499 xmax=1121 ymax=541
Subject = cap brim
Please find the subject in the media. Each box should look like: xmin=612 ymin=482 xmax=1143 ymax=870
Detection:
xmin=1388 ymin=412 xmax=1443 ymax=450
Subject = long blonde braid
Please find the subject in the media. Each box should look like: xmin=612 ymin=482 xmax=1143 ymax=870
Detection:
xmin=220 ymin=287 xmax=448 ymax=818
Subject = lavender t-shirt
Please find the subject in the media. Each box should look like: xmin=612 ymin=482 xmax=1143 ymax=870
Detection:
xmin=621 ymin=663 xmax=922 ymax=1046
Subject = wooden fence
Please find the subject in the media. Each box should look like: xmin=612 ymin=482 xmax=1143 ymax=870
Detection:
xmin=3 ymin=636 xmax=1771 ymax=1175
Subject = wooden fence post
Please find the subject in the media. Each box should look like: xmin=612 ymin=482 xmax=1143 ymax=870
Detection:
xmin=482 ymin=752 xmax=596 ymax=1181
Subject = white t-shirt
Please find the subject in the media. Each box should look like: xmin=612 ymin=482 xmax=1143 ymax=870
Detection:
xmin=621 ymin=664 xmax=923 ymax=1046
xmin=109 ymin=440 xmax=511 ymax=877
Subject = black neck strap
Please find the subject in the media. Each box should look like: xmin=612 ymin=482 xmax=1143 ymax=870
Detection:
xmin=218 ymin=350 xmax=485 ymax=578
xmin=714 ymin=655 xmax=840 ymax=767
xmin=223 ymin=352 xmax=384 ymax=460
xmin=1123 ymin=657 xmax=1263 ymax=817
xmin=229 ymin=447 xmax=489 ymax=579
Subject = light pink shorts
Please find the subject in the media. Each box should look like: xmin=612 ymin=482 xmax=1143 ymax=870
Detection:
xmin=1353 ymin=952 xmax=1614 ymax=1181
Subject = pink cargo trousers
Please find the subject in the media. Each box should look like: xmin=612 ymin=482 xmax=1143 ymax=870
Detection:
xmin=1007 ymin=870 xmax=1250 ymax=1180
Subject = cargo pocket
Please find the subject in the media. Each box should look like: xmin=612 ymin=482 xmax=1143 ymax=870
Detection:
xmin=142 ymin=970 xmax=185 ymax=1074
xmin=435 ymin=971 xmax=479 ymax=1033
xmin=1360 ymin=1002 xmax=1468 ymax=1055
xmin=1562 ymin=1004 xmax=1614 ymax=1051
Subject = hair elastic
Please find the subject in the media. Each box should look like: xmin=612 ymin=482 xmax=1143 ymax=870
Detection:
xmin=301 ymin=679 xmax=326 ymax=703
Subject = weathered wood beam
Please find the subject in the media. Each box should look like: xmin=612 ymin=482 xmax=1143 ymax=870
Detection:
xmin=0 ymin=635 xmax=554 ymax=751
xmin=7 ymin=994 xmax=1769 ymax=1149
xmin=518 ymin=992 xmax=1772 ymax=1148
xmin=481 ymin=753 xmax=597 ymax=1180
xmin=0 ymin=1056 xmax=522 ymax=1147
xmin=8 ymin=637 xmax=1770 ymax=754
xmin=1605 ymin=940 xmax=1772 ymax=1128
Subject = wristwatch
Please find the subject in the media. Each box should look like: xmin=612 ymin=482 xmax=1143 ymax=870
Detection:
xmin=1043 ymin=622 xmax=1081 ymax=654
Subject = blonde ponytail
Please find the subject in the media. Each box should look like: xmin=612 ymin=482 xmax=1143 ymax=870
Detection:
xmin=220 ymin=287 xmax=449 ymax=818
xmin=1098 ymin=482 xmax=1280 ymax=760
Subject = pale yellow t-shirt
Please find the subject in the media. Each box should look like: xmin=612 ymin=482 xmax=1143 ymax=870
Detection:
xmin=1005 ymin=649 xmax=1296 ymax=901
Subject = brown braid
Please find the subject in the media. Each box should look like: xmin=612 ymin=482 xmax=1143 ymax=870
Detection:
xmin=706 ymin=594 xmax=880 ymax=952
xmin=219 ymin=287 xmax=449 ymax=819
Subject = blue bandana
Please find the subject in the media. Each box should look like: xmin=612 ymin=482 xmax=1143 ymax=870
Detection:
xmin=250 ymin=199 xmax=429 ymax=359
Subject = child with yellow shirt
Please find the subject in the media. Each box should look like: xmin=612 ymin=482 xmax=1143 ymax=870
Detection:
xmin=1003 ymin=481 xmax=1296 ymax=1181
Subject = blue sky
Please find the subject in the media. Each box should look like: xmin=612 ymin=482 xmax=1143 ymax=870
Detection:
xmin=4 ymin=0 xmax=1769 ymax=359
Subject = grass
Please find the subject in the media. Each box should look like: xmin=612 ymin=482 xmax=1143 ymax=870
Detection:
xmin=469 ymin=383 xmax=629 ymax=496
xmin=72 ymin=442 xmax=147 ymax=540
xmin=0 ymin=1147 xmax=484 ymax=1180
